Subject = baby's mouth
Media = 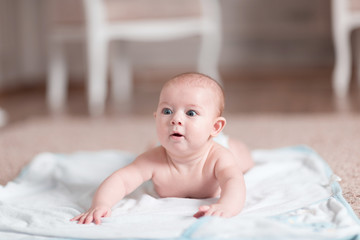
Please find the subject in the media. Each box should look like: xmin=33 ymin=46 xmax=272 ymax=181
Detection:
xmin=171 ymin=133 xmax=184 ymax=138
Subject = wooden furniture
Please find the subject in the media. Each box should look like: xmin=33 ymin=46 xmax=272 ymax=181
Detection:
xmin=332 ymin=0 xmax=360 ymax=97
xmin=46 ymin=0 xmax=222 ymax=116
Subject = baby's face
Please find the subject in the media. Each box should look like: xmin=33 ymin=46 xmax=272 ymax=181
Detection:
xmin=155 ymin=83 xmax=219 ymax=154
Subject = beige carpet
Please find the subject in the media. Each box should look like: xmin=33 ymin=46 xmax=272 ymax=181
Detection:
xmin=0 ymin=113 xmax=359 ymax=217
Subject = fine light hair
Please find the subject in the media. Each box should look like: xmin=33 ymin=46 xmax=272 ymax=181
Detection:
xmin=161 ymin=72 xmax=225 ymax=116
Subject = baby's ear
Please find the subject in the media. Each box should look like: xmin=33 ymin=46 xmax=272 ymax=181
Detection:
xmin=211 ymin=117 xmax=226 ymax=137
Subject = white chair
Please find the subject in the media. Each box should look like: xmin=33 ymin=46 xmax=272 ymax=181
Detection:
xmin=0 ymin=107 xmax=7 ymax=128
xmin=332 ymin=0 xmax=360 ymax=98
xmin=46 ymin=0 xmax=222 ymax=116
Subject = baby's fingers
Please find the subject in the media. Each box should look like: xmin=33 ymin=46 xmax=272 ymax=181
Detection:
xmin=193 ymin=205 xmax=211 ymax=218
xmin=77 ymin=212 xmax=94 ymax=224
xmin=203 ymin=205 xmax=224 ymax=217
xmin=70 ymin=214 xmax=82 ymax=222
xmin=70 ymin=213 xmax=88 ymax=223
xmin=77 ymin=214 xmax=87 ymax=224
xmin=209 ymin=209 xmax=224 ymax=217
xmin=195 ymin=204 xmax=235 ymax=218
xmin=84 ymin=213 xmax=94 ymax=224
xmin=199 ymin=205 xmax=210 ymax=212
xmin=93 ymin=209 xmax=111 ymax=225
xmin=203 ymin=206 xmax=216 ymax=217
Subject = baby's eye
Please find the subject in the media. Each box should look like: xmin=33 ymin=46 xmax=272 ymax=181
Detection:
xmin=186 ymin=110 xmax=197 ymax=117
xmin=162 ymin=108 xmax=173 ymax=115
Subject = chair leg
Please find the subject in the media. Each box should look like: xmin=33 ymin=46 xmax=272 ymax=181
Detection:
xmin=110 ymin=41 xmax=132 ymax=104
xmin=86 ymin=36 xmax=108 ymax=117
xmin=332 ymin=27 xmax=352 ymax=98
xmin=198 ymin=0 xmax=222 ymax=85
xmin=356 ymin=31 xmax=360 ymax=89
xmin=46 ymin=41 xmax=68 ymax=113
xmin=332 ymin=0 xmax=352 ymax=98
xmin=198 ymin=31 xmax=222 ymax=85
xmin=83 ymin=0 xmax=109 ymax=116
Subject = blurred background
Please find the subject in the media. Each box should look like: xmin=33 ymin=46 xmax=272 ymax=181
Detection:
xmin=0 ymin=0 xmax=359 ymax=125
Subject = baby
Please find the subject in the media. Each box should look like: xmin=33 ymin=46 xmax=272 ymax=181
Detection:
xmin=71 ymin=73 xmax=253 ymax=224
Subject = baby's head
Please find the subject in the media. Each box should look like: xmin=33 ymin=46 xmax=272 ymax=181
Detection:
xmin=155 ymin=72 xmax=226 ymax=153
xmin=154 ymin=73 xmax=226 ymax=154
xmin=159 ymin=72 xmax=225 ymax=117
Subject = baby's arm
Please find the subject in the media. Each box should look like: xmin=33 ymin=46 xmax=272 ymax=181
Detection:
xmin=194 ymin=151 xmax=246 ymax=218
xmin=71 ymin=156 xmax=153 ymax=224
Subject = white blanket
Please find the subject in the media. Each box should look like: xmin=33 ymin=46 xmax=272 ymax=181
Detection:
xmin=0 ymin=146 xmax=359 ymax=239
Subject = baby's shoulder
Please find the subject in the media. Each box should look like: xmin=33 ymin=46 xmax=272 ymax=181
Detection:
xmin=208 ymin=143 xmax=240 ymax=174
xmin=136 ymin=146 xmax=167 ymax=164
xmin=210 ymin=142 xmax=233 ymax=157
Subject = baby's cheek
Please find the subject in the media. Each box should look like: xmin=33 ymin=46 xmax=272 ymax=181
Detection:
xmin=156 ymin=126 xmax=167 ymax=140
xmin=191 ymin=128 xmax=212 ymax=141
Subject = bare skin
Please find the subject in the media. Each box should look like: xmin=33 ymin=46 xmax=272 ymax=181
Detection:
xmin=71 ymin=73 xmax=253 ymax=224
xmin=228 ymin=138 xmax=254 ymax=173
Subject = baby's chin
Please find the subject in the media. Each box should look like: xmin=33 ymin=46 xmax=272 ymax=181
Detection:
xmin=164 ymin=142 xmax=189 ymax=152
xmin=162 ymin=142 xmax=193 ymax=154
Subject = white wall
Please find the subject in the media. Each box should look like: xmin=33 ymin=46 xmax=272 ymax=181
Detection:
xmin=0 ymin=0 xmax=334 ymax=91
xmin=0 ymin=0 xmax=46 ymax=90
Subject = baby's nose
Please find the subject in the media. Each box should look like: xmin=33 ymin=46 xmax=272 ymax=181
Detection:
xmin=171 ymin=116 xmax=183 ymax=125
xmin=170 ymin=112 xmax=183 ymax=125
xmin=171 ymin=119 xmax=182 ymax=125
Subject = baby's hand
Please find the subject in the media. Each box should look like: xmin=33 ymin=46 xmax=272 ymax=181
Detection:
xmin=193 ymin=204 xmax=238 ymax=218
xmin=70 ymin=206 xmax=111 ymax=225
